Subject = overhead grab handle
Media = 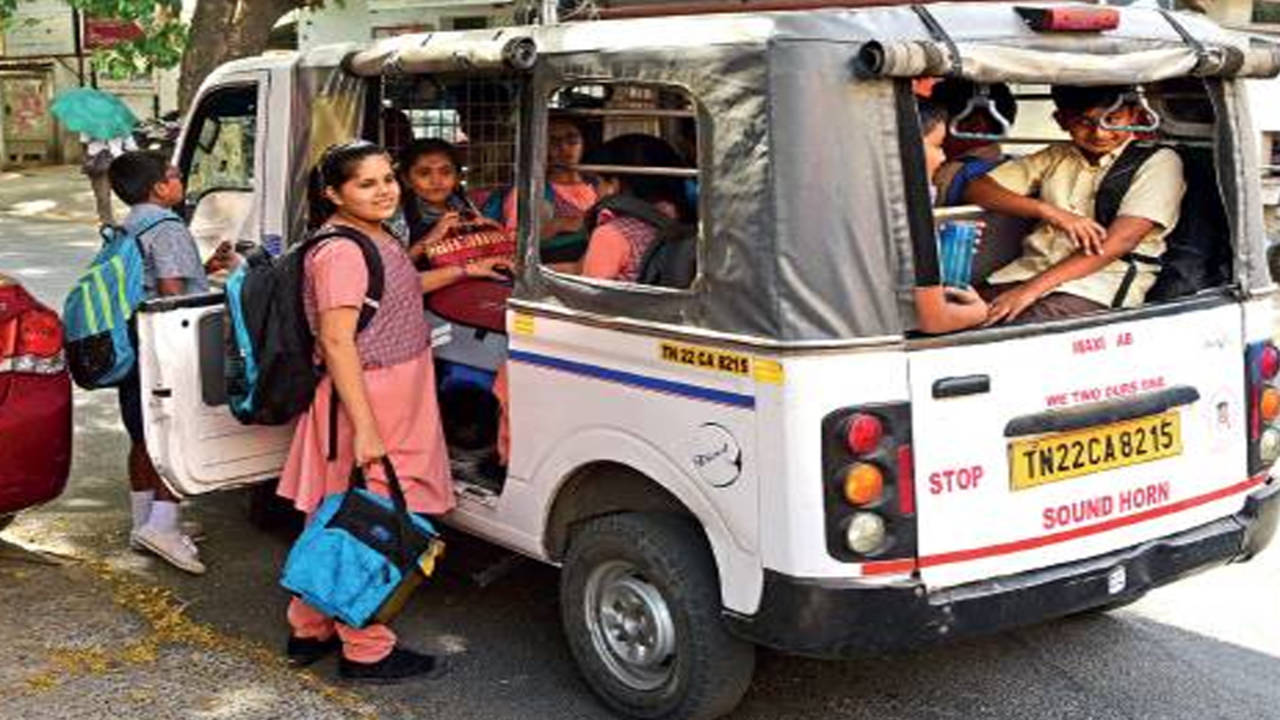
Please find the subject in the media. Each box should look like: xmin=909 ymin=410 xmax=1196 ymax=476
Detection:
xmin=949 ymin=84 xmax=1012 ymax=141
xmin=1099 ymin=87 xmax=1161 ymax=133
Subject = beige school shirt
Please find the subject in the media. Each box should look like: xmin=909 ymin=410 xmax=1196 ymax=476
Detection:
xmin=985 ymin=141 xmax=1185 ymax=308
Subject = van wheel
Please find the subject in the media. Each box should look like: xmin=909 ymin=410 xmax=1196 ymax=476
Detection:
xmin=560 ymin=513 xmax=755 ymax=720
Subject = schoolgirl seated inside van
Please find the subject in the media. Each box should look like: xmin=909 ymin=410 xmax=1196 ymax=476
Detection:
xmin=501 ymin=115 xmax=598 ymax=242
xmin=578 ymin=133 xmax=693 ymax=282
xmin=397 ymin=138 xmax=512 ymax=288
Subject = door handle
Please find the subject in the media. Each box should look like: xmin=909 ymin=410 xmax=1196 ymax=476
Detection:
xmin=932 ymin=374 xmax=990 ymax=399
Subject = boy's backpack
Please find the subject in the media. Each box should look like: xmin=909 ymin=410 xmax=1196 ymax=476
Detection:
xmin=62 ymin=214 xmax=183 ymax=390
xmin=1094 ymin=142 xmax=1230 ymax=307
xmin=223 ymin=225 xmax=384 ymax=426
xmin=585 ymin=194 xmax=697 ymax=288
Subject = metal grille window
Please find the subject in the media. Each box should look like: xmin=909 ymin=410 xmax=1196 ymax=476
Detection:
xmin=376 ymin=73 xmax=520 ymax=192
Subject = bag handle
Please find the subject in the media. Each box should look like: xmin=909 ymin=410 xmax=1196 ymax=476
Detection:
xmin=349 ymin=456 xmax=415 ymax=571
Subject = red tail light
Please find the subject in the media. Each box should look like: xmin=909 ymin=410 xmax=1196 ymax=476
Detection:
xmin=19 ymin=310 xmax=62 ymax=357
xmin=845 ymin=413 xmax=884 ymax=456
xmin=1 ymin=309 xmax=65 ymax=375
xmin=822 ymin=404 xmax=916 ymax=565
xmin=1247 ymin=341 xmax=1280 ymax=474
xmin=897 ymin=445 xmax=915 ymax=516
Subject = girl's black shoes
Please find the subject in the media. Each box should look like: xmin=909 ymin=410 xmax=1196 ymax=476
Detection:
xmin=338 ymin=646 xmax=448 ymax=684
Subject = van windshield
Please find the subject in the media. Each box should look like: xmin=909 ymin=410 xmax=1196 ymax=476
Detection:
xmin=907 ymin=77 xmax=1230 ymax=335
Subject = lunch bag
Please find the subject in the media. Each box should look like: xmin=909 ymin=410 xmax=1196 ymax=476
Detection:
xmin=280 ymin=458 xmax=445 ymax=628
xmin=418 ymin=218 xmax=515 ymax=333
xmin=224 ymin=225 xmax=384 ymax=425
xmin=62 ymin=215 xmax=182 ymax=390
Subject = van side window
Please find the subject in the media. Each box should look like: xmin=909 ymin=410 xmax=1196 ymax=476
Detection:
xmin=536 ymin=82 xmax=701 ymax=290
xmin=185 ymin=86 xmax=257 ymax=197
xmin=180 ymin=84 xmax=260 ymax=258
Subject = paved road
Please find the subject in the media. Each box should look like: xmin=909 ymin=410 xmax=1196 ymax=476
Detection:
xmin=1 ymin=167 xmax=1277 ymax=719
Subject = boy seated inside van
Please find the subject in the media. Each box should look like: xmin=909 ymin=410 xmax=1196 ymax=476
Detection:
xmin=929 ymin=80 xmax=1017 ymax=207
xmin=964 ymin=84 xmax=1186 ymax=325
xmin=916 ymin=99 xmax=989 ymax=333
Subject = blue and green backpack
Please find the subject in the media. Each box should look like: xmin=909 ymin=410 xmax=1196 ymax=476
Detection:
xmin=62 ymin=216 xmax=181 ymax=390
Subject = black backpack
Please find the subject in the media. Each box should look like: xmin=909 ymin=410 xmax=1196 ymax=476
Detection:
xmin=224 ymin=225 xmax=384 ymax=427
xmin=1094 ymin=142 xmax=1230 ymax=306
xmin=585 ymin=194 xmax=697 ymax=288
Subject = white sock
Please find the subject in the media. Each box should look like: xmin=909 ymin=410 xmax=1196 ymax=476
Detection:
xmin=146 ymin=500 xmax=180 ymax=533
xmin=130 ymin=491 xmax=154 ymax=531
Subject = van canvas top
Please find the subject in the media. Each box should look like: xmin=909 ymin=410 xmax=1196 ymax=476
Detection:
xmin=197 ymin=3 xmax=1280 ymax=345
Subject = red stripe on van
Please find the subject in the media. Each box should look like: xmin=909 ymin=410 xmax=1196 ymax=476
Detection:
xmin=860 ymin=474 xmax=1267 ymax=576
xmin=860 ymin=558 xmax=917 ymax=575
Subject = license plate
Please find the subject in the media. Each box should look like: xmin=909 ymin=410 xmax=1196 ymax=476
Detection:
xmin=1009 ymin=411 xmax=1182 ymax=491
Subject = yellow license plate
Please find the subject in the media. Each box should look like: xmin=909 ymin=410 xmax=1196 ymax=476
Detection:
xmin=1009 ymin=411 xmax=1182 ymax=491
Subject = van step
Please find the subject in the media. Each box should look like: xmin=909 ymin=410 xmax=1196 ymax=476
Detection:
xmin=437 ymin=529 xmax=528 ymax=588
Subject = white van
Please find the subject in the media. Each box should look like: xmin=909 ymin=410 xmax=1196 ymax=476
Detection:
xmin=138 ymin=5 xmax=1280 ymax=719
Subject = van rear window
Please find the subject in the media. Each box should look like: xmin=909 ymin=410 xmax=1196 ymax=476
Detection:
xmin=905 ymin=77 xmax=1231 ymax=334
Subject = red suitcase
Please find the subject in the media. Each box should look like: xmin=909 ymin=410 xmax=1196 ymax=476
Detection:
xmin=0 ymin=280 xmax=72 ymax=521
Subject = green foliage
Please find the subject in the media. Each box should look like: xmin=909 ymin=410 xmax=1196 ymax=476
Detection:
xmin=0 ymin=1 xmax=185 ymax=77
xmin=72 ymin=1 xmax=186 ymax=78
xmin=0 ymin=0 xmax=332 ymax=79
xmin=1257 ymin=2 xmax=1280 ymax=24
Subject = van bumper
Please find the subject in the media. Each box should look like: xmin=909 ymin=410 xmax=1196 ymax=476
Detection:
xmin=726 ymin=480 xmax=1279 ymax=659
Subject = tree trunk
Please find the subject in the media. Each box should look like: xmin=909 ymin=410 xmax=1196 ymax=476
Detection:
xmin=178 ymin=0 xmax=302 ymax=111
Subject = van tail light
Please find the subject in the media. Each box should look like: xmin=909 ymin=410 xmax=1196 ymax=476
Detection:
xmin=1015 ymin=6 xmax=1119 ymax=32
xmin=0 ymin=309 xmax=66 ymax=375
xmin=822 ymin=403 xmax=916 ymax=565
xmin=1247 ymin=341 xmax=1280 ymax=473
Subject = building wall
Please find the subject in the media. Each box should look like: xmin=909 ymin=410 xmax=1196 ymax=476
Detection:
xmin=298 ymin=0 xmax=517 ymax=50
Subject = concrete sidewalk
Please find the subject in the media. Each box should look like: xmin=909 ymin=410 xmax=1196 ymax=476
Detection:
xmin=0 ymin=541 xmax=375 ymax=719
xmin=0 ymin=164 xmax=120 ymax=226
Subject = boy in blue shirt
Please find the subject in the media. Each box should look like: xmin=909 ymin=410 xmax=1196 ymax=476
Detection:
xmin=108 ymin=151 xmax=232 ymax=574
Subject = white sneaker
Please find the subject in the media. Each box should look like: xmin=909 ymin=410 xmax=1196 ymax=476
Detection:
xmin=129 ymin=520 xmax=204 ymax=551
xmin=132 ymin=526 xmax=206 ymax=575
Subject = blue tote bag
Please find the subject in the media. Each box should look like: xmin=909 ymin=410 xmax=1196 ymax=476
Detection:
xmin=280 ymin=458 xmax=444 ymax=628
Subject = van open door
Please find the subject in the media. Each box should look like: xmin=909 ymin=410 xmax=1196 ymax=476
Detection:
xmin=137 ymin=71 xmax=291 ymax=496
xmin=907 ymin=304 xmax=1252 ymax=589
xmin=137 ymin=294 xmax=292 ymax=495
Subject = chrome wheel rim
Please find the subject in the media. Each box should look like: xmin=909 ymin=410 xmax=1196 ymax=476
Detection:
xmin=583 ymin=560 xmax=677 ymax=691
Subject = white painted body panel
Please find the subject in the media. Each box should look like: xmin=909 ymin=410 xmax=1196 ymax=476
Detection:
xmin=908 ymin=304 xmax=1251 ymax=588
xmin=496 ymin=310 xmax=763 ymax=612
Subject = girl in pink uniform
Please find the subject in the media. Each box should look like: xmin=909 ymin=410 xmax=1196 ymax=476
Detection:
xmin=580 ymin=134 xmax=691 ymax=281
xmin=279 ymin=141 xmax=496 ymax=683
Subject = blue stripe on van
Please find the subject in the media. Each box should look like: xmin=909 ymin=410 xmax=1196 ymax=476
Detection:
xmin=508 ymin=349 xmax=756 ymax=409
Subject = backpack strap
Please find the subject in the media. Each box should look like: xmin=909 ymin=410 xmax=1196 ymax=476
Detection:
xmin=1096 ymin=144 xmax=1174 ymax=308
xmin=943 ymin=156 xmax=1004 ymax=207
xmin=303 ymin=225 xmax=386 ymax=333
xmin=1094 ymin=143 xmax=1164 ymax=229
xmin=301 ymin=225 xmax=388 ymax=462
xmin=585 ymin=194 xmax=679 ymax=236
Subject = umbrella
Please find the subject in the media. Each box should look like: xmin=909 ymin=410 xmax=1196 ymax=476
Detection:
xmin=51 ymin=87 xmax=139 ymax=141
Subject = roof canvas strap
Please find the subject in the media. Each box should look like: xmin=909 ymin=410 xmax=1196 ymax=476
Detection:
xmin=1158 ymin=9 xmax=1229 ymax=77
xmin=911 ymin=4 xmax=961 ymax=76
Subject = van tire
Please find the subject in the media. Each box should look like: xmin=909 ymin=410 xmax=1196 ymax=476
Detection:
xmin=560 ymin=512 xmax=755 ymax=720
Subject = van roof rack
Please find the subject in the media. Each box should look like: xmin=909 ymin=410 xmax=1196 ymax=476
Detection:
xmin=577 ymin=0 xmax=1070 ymax=21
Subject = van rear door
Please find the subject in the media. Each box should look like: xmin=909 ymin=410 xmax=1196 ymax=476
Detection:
xmin=907 ymin=303 xmax=1252 ymax=588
